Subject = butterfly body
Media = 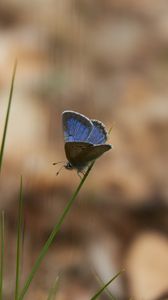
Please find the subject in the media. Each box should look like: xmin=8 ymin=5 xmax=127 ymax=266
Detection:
xmin=62 ymin=111 xmax=112 ymax=173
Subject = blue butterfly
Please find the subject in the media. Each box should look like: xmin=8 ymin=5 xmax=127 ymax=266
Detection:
xmin=61 ymin=110 xmax=112 ymax=175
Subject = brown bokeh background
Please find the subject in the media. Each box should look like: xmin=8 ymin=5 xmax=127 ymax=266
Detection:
xmin=0 ymin=1 xmax=168 ymax=299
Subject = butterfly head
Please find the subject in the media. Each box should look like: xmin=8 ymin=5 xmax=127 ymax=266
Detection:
xmin=53 ymin=160 xmax=73 ymax=175
xmin=64 ymin=161 xmax=73 ymax=170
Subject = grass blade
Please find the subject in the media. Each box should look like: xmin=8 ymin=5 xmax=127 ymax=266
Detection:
xmin=0 ymin=60 xmax=17 ymax=172
xmin=15 ymin=176 xmax=24 ymax=300
xmin=47 ymin=274 xmax=60 ymax=300
xmin=0 ymin=211 xmax=5 ymax=300
xmin=93 ymin=269 xmax=117 ymax=300
xmin=18 ymin=162 xmax=95 ymax=300
xmin=90 ymin=270 xmax=124 ymax=300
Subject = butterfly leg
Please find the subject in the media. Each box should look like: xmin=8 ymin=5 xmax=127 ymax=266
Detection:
xmin=77 ymin=172 xmax=82 ymax=179
xmin=77 ymin=170 xmax=86 ymax=179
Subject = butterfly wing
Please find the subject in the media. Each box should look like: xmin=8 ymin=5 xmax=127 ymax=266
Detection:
xmin=62 ymin=111 xmax=93 ymax=142
xmin=65 ymin=142 xmax=93 ymax=167
xmin=82 ymin=144 xmax=112 ymax=162
xmin=65 ymin=142 xmax=112 ymax=168
xmin=63 ymin=112 xmax=112 ymax=171
xmin=87 ymin=120 xmax=108 ymax=144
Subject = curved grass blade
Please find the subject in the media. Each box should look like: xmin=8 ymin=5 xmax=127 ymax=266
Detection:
xmin=90 ymin=270 xmax=124 ymax=300
xmin=18 ymin=162 xmax=95 ymax=300
xmin=47 ymin=274 xmax=60 ymax=300
xmin=93 ymin=269 xmax=117 ymax=300
xmin=0 ymin=60 xmax=17 ymax=172
xmin=0 ymin=211 xmax=5 ymax=300
xmin=15 ymin=176 xmax=24 ymax=300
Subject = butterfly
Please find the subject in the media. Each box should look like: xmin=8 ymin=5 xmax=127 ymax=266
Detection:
xmin=58 ymin=110 xmax=112 ymax=176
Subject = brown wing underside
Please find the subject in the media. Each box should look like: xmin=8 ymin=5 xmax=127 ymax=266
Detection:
xmin=65 ymin=142 xmax=111 ymax=166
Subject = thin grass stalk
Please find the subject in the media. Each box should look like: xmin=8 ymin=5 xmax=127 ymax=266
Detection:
xmin=93 ymin=269 xmax=117 ymax=300
xmin=90 ymin=270 xmax=124 ymax=300
xmin=47 ymin=275 xmax=60 ymax=300
xmin=14 ymin=176 xmax=24 ymax=300
xmin=18 ymin=162 xmax=95 ymax=300
xmin=0 ymin=211 xmax=5 ymax=300
xmin=0 ymin=60 xmax=17 ymax=172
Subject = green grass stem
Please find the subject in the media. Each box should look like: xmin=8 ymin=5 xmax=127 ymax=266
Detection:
xmin=0 ymin=60 xmax=17 ymax=172
xmin=90 ymin=270 xmax=124 ymax=300
xmin=93 ymin=269 xmax=117 ymax=300
xmin=0 ymin=211 xmax=5 ymax=300
xmin=47 ymin=274 xmax=60 ymax=300
xmin=14 ymin=176 xmax=24 ymax=300
xmin=18 ymin=162 xmax=95 ymax=300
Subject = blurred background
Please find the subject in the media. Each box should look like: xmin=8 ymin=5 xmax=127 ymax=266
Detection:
xmin=0 ymin=0 xmax=168 ymax=299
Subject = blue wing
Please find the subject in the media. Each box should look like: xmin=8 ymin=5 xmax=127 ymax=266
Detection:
xmin=62 ymin=111 xmax=93 ymax=142
xmin=87 ymin=120 xmax=108 ymax=144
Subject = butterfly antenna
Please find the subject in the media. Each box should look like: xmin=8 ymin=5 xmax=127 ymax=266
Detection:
xmin=52 ymin=161 xmax=65 ymax=166
xmin=108 ymin=121 xmax=116 ymax=135
xmin=56 ymin=164 xmax=65 ymax=176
